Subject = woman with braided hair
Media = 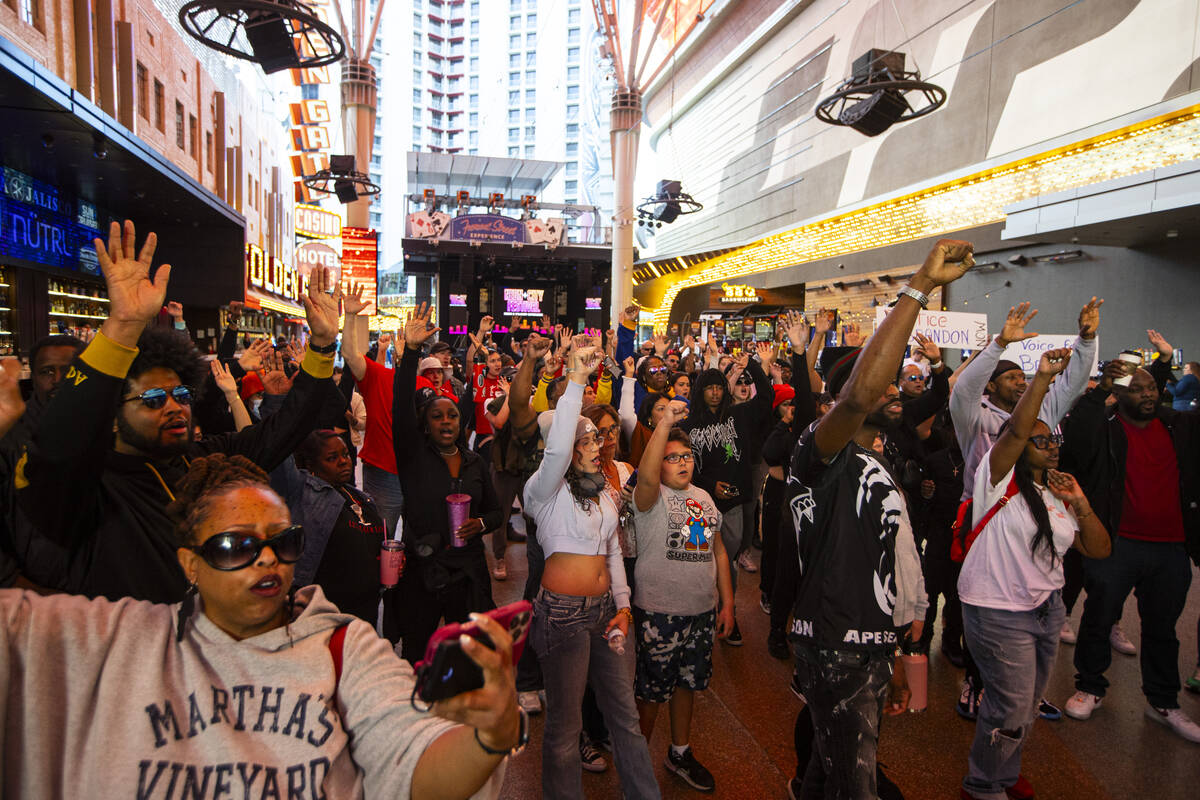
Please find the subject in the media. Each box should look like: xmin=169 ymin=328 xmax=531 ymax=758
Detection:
xmin=0 ymin=452 xmax=519 ymax=798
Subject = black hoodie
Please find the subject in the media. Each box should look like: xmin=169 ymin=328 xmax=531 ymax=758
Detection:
xmin=682 ymin=359 xmax=773 ymax=512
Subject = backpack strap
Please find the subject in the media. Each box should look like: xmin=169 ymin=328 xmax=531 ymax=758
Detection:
xmin=970 ymin=475 xmax=1021 ymax=539
xmin=328 ymin=624 xmax=349 ymax=692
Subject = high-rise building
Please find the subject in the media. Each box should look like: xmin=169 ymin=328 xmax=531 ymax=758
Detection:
xmin=377 ymin=0 xmax=613 ymax=266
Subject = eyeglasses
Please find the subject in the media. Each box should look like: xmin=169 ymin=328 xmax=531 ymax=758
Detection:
xmin=663 ymin=452 xmax=695 ymax=464
xmin=597 ymin=424 xmax=619 ymax=439
xmin=1029 ymin=433 xmax=1064 ymax=450
xmin=123 ymin=385 xmax=193 ymax=409
xmin=187 ymin=525 xmax=305 ymax=571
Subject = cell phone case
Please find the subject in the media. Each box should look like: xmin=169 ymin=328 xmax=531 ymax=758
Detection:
xmin=412 ymin=600 xmax=533 ymax=705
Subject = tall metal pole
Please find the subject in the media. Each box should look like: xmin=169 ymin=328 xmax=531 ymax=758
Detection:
xmin=340 ymin=57 xmax=377 ymax=229
xmin=610 ymin=88 xmax=642 ymax=327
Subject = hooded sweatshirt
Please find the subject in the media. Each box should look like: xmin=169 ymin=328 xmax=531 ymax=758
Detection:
xmin=682 ymin=360 xmax=773 ymax=512
xmin=0 ymin=585 xmax=502 ymax=799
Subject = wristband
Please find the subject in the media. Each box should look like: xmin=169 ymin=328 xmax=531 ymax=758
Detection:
xmin=308 ymin=340 xmax=338 ymax=355
xmin=929 ymin=360 xmax=944 ymax=370
xmin=473 ymin=708 xmax=529 ymax=756
xmin=899 ymin=285 xmax=930 ymax=308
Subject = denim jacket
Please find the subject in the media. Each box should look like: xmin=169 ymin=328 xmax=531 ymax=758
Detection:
xmin=271 ymin=457 xmax=382 ymax=587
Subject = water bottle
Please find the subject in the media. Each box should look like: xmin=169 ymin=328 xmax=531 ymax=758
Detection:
xmin=606 ymin=628 xmax=626 ymax=655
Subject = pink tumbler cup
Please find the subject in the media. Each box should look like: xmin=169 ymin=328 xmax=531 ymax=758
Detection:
xmin=446 ymin=493 xmax=472 ymax=548
xmin=380 ymin=540 xmax=405 ymax=587
xmin=901 ymin=653 xmax=928 ymax=712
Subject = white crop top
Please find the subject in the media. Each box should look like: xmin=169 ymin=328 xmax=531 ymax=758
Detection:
xmin=522 ymin=382 xmax=631 ymax=609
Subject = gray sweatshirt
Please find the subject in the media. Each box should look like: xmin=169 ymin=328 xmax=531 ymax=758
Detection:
xmin=0 ymin=585 xmax=503 ymax=799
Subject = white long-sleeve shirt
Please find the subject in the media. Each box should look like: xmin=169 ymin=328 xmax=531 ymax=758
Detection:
xmin=523 ymin=382 xmax=631 ymax=609
xmin=949 ymin=335 xmax=1097 ymax=502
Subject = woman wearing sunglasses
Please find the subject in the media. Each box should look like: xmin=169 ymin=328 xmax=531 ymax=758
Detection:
xmin=524 ymin=342 xmax=660 ymax=800
xmin=0 ymin=452 xmax=519 ymax=798
xmin=392 ymin=304 xmax=503 ymax=665
xmin=958 ymin=348 xmax=1111 ymax=800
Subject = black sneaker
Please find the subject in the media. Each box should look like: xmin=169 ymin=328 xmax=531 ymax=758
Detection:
xmin=725 ymin=621 xmax=743 ymax=646
xmin=767 ymin=628 xmax=790 ymax=660
xmin=579 ymin=734 xmax=608 ymax=773
xmin=665 ymin=747 xmax=715 ymax=793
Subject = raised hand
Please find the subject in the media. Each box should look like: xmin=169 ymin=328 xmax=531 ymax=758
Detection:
xmin=211 ymin=359 xmax=238 ymax=395
xmin=0 ymin=357 xmax=26 ymax=438
xmin=571 ymin=346 xmax=601 ymax=382
xmin=1147 ymin=329 xmax=1173 ymax=360
xmin=302 ymin=267 xmax=341 ymax=347
xmin=605 ymin=328 xmax=617 ymax=357
xmin=913 ymin=239 xmax=975 ymax=289
xmin=784 ymin=309 xmax=809 ymax=349
xmin=343 ymin=282 xmax=368 ymax=315
xmin=755 ymin=340 xmax=777 ymax=366
xmin=769 ymin=361 xmax=783 ymax=383
xmin=284 ymin=341 xmax=305 ymax=365
xmin=997 ymin=302 xmax=1039 ymax=347
xmin=431 ymin=611 xmax=520 ymax=755
xmin=843 ymin=323 xmax=864 ymax=347
xmin=496 ymin=376 xmax=511 ymax=395
xmin=166 ymin=301 xmax=184 ymax=320
xmin=652 ymin=333 xmax=669 ymax=356
xmin=94 ymin=220 xmax=171 ymax=344
xmin=683 ymin=333 xmax=696 ymax=353
xmin=813 ymin=311 xmax=832 ymax=337
xmin=237 ymin=338 xmax=272 ymax=373
xmin=623 ymin=356 xmax=636 ymax=378
xmin=1077 ymin=297 xmax=1103 ymax=340
xmin=478 ymin=315 xmax=495 ymax=335
xmin=558 ymin=326 xmax=573 ymax=352
xmin=705 ymin=333 xmax=719 ymax=356
xmin=262 ymin=350 xmax=295 ymax=395
xmin=912 ymin=332 xmax=942 ymax=363
xmin=663 ymin=399 xmax=689 ymax=426
xmin=1037 ymin=347 xmax=1071 ymax=376
xmin=543 ymin=349 xmax=561 ymax=374
xmin=404 ymin=302 xmax=439 ymax=350
xmin=525 ymin=333 xmax=552 ymax=359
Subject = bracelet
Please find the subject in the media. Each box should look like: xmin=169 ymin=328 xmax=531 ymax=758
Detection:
xmin=1075 ymin=508 xmax=1092 ymax=520
xmin=898 ymin=285 xmax=930 ymax=308
xmin=616 ymin=607 xmax=633 ymax=623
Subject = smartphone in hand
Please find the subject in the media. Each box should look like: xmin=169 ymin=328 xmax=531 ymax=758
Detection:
xmin=413 ymin=600 xmax=533 ymax=704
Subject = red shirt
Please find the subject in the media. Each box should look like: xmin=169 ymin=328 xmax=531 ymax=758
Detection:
xmin=1117 ymin=416 xmax=1185 ymax=543
xmin=416 ymin=374 xmax=457 ymax=401
xmin=356 ymin=359 xmax=397 ymax=473
xmin=473 ymin=364 xmax=503 ymax=436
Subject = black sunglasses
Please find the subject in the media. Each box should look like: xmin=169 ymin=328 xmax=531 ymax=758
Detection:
xmin=1029 ymin=433 xmax=1064 ymax=450
xmin=187 ymin=525 xmax=306 ymax=571
xmin=735 ymin=375 xmax=754 ymax=385
xmin=123 ymin=385 xmax=193 ymax=409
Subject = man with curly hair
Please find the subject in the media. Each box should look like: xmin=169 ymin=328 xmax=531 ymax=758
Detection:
xmin=14 ymin=220 xmax=342 ymax=604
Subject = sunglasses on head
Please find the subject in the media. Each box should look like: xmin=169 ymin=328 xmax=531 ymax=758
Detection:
xmin=123 ymin=385 xmax=193 ymax=409
xmin=187 ymin=525 xmax=305 ymax=571
xmin=1029 ymin=433 xmax=1064 ymax=450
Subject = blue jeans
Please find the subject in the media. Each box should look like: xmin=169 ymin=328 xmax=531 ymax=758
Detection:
xmin=791 ymin=643 xmax=894 ymax=800
xmin=531 ymin=588 xmax=660 ymax=800
xmin=962 ymin=593 xmax=1065 ymax=800
xmin=362 ymin=462 xmax=403 ymax=537
xmin=1074 ymin=536 xmax=1192 ymax=708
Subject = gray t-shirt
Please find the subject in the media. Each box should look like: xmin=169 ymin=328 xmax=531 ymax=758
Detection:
xmin=632 ymin=484 xmax=723 ymax=616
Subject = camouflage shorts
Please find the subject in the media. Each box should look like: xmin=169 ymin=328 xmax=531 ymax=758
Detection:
xmin=633 ymin=607 xmax=716 ymax=702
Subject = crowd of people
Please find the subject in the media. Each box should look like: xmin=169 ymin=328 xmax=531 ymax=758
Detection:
xmin=0 ymin=224 xmax=1197 ymax=799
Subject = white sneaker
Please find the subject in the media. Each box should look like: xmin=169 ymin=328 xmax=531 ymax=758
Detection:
xmin=737 ymin=550 xmax=759 ymax=573
xmin=518 ymin=691 xmax=543 ymax=716
xmin=1110 ymin=624 xmax=1136 ymax=655
xmin=1065 ymin=690 xmax=1102 ymax=720
xmin=1059 ymin=620 xmax=1077 ymax=645
xmin=1146 ymin=705 xmax=1200 ymax=743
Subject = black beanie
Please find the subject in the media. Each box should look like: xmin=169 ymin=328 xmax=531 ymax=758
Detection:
xmin=825 ymin=348 xmax=862 ymax=399
xmin=989 ymin=360 xmax=1022 ymax=384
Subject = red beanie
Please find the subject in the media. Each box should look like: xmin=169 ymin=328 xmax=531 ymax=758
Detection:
xmin=239 ymin=371 xmax=265 ymax=401
xmin=773 ymin=384 xmax=796 ymax=409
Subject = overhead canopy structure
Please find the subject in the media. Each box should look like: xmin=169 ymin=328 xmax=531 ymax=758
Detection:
xmin=406 ymin=152 xmax=563 ymax=199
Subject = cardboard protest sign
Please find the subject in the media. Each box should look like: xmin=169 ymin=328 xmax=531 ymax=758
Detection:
xmin=875 ymin=307 xmax=990 ymax=350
